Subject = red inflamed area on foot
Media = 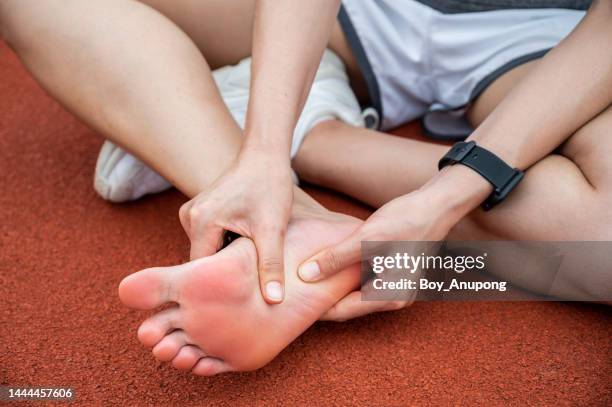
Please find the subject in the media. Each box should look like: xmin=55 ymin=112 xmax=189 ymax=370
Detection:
xmin=1 ymin=42 xmax=610 ymax=406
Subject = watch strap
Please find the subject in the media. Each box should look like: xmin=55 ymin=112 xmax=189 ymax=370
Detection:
xmin=438 ymin=141 xmax=524 ymax=210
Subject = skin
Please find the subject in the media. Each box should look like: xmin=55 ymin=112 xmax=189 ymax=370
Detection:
xmin=1 ymin=0 xmax=609 ymax=325
xmin=118 ymin=193 xmax=364 ymax=375
xmin=0 ymin=0 xmax=342 ymax=304
xmin=297 ymin=0 xmax=612 ymax=318
xmin=294 ymin=104 xmax=612 ymax=319
xmin=0 ymin=0 xmax=375 ymax=376
xmin=188 ymin=0 xmax=342 ymax=304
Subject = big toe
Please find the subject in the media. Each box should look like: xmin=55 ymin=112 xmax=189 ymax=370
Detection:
xmin=118 ymin=266 xmax=179 ymax=310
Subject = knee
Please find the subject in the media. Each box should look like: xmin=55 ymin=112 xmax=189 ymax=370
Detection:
xmin=562 ymin=106 xmax=612 ymax=191
xmin=0 ymin=0 xmax=48 ymax=50
xmin=0 ymin=4 xmax=10 ymax=42
xmin=0 ymin=2 xmax=25 ymax=48
xmin=0 ymin=0 xmax=21 ymax=36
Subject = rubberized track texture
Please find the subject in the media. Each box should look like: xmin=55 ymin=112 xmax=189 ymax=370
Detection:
xmin=1 ymin=42 xmax=610 ymax=406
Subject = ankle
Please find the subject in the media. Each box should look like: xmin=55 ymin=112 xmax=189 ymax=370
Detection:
xmin=291 ymin=187 xmax=328 ymax=216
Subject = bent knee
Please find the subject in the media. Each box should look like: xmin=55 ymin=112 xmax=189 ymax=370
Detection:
xmin=0 ymin=2 xmax=12 ymax=42
xmin=0 ymin=0 xmax=70 ymax=51
xmin=562 ymin=106 xmax=612 ymax=191
xmin=0 ymin=0 xmax=37 ymax=48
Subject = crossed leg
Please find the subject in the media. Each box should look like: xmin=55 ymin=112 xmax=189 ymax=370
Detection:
xmin=0 ymin=0 xmax=371 ymax=375
xmin=133 ymin=0 xmax=607 ymax=253
xmin=5 ymin=1 xmax=608 ymax=258
xmin=2 ymin=0 xmax=609 ymax=375
xmin=0 ymin=0 xmax=364 ymax=197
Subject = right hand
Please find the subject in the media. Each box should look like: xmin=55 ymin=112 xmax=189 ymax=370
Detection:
xmin=179 ymin=150 xmax=294 ymax=304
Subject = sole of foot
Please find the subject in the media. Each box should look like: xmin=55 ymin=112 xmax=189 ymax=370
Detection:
xmin=119 ymin=205 xmax=361 ymax=375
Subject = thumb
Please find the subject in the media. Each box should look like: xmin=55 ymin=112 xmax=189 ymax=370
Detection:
xmin=298 ymin=230 xmax=363 ymax=282
xmin=255 ymin=227 xmax=285 ymax=304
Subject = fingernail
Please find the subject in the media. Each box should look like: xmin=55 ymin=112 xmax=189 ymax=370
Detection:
xmin=266 ymin=281 xmax=283 ymax=302
xmin=299 ymin=262 xmax=320 ymax=282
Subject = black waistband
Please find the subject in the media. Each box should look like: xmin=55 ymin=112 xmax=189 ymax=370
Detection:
xmin=416 ymin=0 xmax=591 ymax=13
xmin=338 ymin=5 xmax=383 ymax=129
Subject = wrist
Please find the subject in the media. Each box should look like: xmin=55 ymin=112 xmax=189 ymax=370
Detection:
xmin=242 ymin=120 xmax=294 ymax=157
xmin=418 ymin=165 xmax=493 ymax=223
xmin=238 ymin=142 xmax=291 ymax=168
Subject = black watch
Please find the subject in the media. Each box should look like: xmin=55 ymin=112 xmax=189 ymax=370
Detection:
xmin=438 ymin=141 xmax=524 ymax=210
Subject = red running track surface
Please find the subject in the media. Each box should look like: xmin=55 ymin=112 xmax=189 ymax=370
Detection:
xmin=1 ymin=43 xmax=610 ymax=406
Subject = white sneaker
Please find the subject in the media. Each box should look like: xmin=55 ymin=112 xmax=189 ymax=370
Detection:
xmin=94 ymin=141 xmax=172 ymax=202
xmin=94 ymin=49 xmax=364 ymax=202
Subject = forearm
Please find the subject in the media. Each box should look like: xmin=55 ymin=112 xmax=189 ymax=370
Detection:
xmin=243 ymin=0 xmax=340 ymax=158
xmin=1 ymin=0 xmax=245 ymax=198
xmin=421 ymin=1 xmax=612 ymax=221
xmin=469 ymin=0 xmax=612 ymax=169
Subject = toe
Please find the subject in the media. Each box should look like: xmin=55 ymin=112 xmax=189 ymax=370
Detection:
xmin=192 ymin=357 xmax=232 ymax=376
xmin=152 ymin=330 xmax=189 ymax=362
xmin=137 ymin=307 xmax=181 ymax=348
xmin=171 ymin=345 xmax=205 ymax=371
xmin=118 ymin=266 xmax=180 ymax=310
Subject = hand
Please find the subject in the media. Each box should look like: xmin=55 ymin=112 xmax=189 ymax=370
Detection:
xmin=299 ymin=166 xmax=492 ymax=321
xmin=304 ymin=191 xmax=453 ymax=321
xmin=179 ymin=150 xmax=294 ymax=303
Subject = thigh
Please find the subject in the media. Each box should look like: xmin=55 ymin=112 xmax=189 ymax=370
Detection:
xmin=137 ymin=0 xmax=362 ymax=81
xmin=467 ymin=56 xmax=612 ymax=192
xmin=459 ymin=63 xmax=612 ymax=239
xmin=466 ymin=59 xmax=538 ymax=127
xmin=138 ymin=0 xmax=255 ymax=68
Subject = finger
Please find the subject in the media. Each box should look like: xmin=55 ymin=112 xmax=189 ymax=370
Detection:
xmin=320 ymin=291 xmax=407 ymax=322
xmin=189 ymin=222 xmax=225 ymax=260
xmin=255 ymin=227 xmax=285 ymax=304
xmin=178 ymin=201 xmax=193 ymax=238
xmin=298 ymin=231 xmax=363 ymax=282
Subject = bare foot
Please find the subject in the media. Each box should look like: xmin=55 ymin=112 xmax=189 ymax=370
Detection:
xmin=118 ymin=198 xmax=361 ymax=375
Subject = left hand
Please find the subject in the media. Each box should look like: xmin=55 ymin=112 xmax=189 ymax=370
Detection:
xmin=299 ymin=166 xmax=492 ymax=321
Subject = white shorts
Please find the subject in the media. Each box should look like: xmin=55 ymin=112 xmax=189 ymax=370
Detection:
xmin=339 ymin=0 xmax=587 ymax=138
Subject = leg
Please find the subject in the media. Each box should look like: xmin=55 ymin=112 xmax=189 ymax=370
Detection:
xmin=293 ymin=61 xmax=612 ymax=299
xmin=293 ymin=121 xmax=447 ymax=208
xmin=295 ymin=59 xmax=612 ymax=241
xmin=1 ymin=0 xmax=372 ymax=373
xmin=292 ymin=62 xmax=539 ymax=208
xmin=458 ymin=60 xmax=612 ymax=243
xmin=0 ymin=0 xmax=244 ymax=197
xmin=0 ymin=0 xmax=365 ymax=198
xmin=137 ymin=0 xmax=369 ymax=101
